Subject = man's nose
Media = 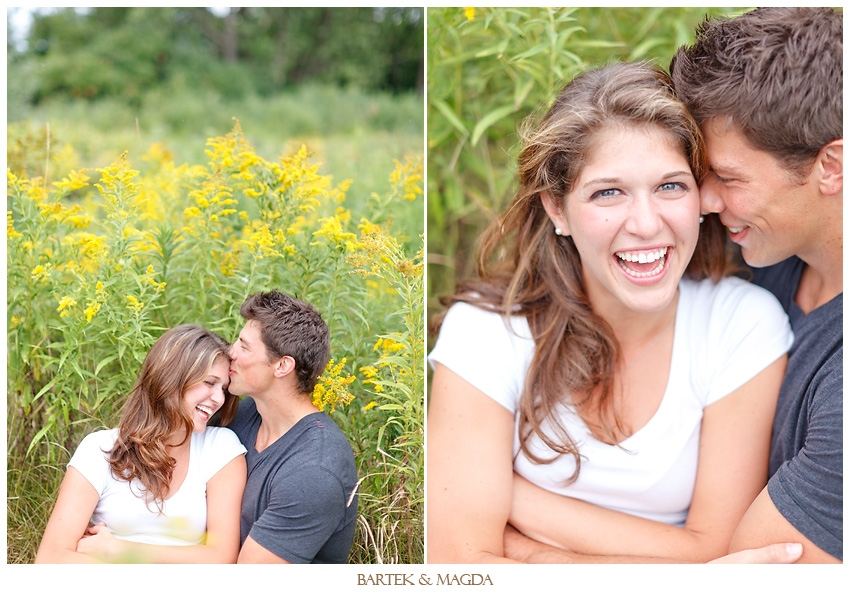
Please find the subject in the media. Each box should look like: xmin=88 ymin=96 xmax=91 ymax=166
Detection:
xmin=699 ymin=176 xmax=725 ymax=214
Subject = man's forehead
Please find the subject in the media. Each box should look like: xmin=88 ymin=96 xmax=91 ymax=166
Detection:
xmin=239 ymin=320 xmax=263 ymax=341
xmin=701 ymin=120 xmax=754 ymax=169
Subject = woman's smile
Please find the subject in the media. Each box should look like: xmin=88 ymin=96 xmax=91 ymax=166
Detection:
xmin=614 ymin=246 xmax=673 ymax=283
xmin=548 ymin=124 xmax=701 ymax=316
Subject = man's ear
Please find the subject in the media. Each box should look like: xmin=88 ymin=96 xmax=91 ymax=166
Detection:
xmin=273 ymin=355 xmax=296 ymax=379
xmin=817 ymin=139 xmax=842 ymax=196
xmin=540 ymin=191 xmax=570 ymax=236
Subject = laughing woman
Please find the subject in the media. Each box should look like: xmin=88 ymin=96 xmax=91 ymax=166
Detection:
xmin=35 ymin=324 xmax=247 ymax=563
xmin=427 ymin=63 xmax=792 ymax=563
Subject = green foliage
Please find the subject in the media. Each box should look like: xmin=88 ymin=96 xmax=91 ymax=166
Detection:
xmin=20 ymin=6 xmax=423 ymax=106
xmin=426 ymin=6 xmax=751 ymax=332
xmin=7 ymin=121 xmax=424 ymax=564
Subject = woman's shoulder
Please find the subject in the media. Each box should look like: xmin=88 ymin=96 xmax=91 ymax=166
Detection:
xmin=76 ymin=428 xmax=119 ymax=452
xmin=441 ymin=300 xmax=532 ymax=341
xmin=681 ymin=276 xmax=785 ymax=315
xmin=198 ymin=425 xmax=242 ymax=445
xmin=195 ymin=425 xmax=247 ymax=456
xmin=679 ymin=276 xmax=791 ymax=359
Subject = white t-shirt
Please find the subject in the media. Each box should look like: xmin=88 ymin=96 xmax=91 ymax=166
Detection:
xmin=429 ymin=277 xmax=793 ymax=526
xmin=68 ymin=426 xmax=247 ymax=545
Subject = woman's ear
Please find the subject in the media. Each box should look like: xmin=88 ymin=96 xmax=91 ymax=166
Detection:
xmin=817 ymin=139 xmax=842 ymax=196
xmin=540 ymin=191 xmax=570 ymax=236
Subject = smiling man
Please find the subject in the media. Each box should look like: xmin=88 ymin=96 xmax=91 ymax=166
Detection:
xmin=670 ymin=7 xmax=843 ymax=563
xmin=226 ymin=290 xmax=358 ymax=563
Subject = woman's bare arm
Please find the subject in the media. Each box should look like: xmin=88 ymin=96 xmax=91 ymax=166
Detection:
xmin=35 ymin=466 xmax=102 ymax=563
xmin=427 ymin=363 xmax=520 ymax=563
xmin=510 ymin=356 xmax=786 ymax=561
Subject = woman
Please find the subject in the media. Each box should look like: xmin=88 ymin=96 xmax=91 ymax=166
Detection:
xmin=35 ymin=324 xmax=247 ymax=563
xmin=427 ymin=63 xmax=792 ymax=563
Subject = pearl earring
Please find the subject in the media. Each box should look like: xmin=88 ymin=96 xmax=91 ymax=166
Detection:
xmin=699 ymin=216 xmax=704 ymax=224
xmin=555 ymin=228 xmax=562 ymax=236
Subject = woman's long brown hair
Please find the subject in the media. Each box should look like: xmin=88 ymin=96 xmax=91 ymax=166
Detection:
xmin=439 ymin=63 xmax=730 ymax=481
xmin=106 ymin=324 xmax=238 ymax=512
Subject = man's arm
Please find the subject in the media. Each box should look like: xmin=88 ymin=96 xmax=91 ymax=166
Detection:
xmin=729 ymin=486 xmax=840 ymax=563
xmin=238 ymin=536 xmax=291 ymax=564
xmin=504 ymin=525 xmax=804 ymax=564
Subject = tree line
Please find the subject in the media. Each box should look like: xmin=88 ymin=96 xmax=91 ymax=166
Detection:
xmin=10 ymin=7 xmax=423 ymax=106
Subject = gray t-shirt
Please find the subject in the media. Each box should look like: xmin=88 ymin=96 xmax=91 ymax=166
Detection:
xmin=749 ymin=257 xmax=843 ymax=560
xmin=229 ymin=398 xmax=358 ymax=563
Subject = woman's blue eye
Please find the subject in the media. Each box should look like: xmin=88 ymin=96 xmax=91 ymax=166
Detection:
xmin=659 ymin=182 xmax=683 ymax=191
xmin=591 ymin=188 xmax=620 ymax=199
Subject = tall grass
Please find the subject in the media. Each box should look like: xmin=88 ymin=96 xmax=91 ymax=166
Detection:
xmin=7 ymin=98 xmax=424 ymax=563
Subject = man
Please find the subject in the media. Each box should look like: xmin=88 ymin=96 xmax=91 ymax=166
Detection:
xmin=505 ymin=7 xmax=842 ymax=564
xmin=671 ymin=6 xmax=842 ymax=564
xmin=226 ymin=290 xmax=358 ymax=563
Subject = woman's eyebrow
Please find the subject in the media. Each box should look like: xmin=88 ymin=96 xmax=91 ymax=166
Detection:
xmin=661 ymin=170 xmax=691 ymax=179
xmin=582 ymin=177 xmax=621 ymax=188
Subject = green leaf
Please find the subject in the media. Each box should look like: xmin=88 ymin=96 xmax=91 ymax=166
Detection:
xmin=33 ymin=376 xmax=62 ymax=402
xmin=432 ymin=99 xmax=469 ymax=137
xmin=470 ymin=104 xmax=517 ymax=147
xmin=95 ymin=354 xmax=120 ymax=376
xmin=25 ymin=424 xmax=53 ymax=458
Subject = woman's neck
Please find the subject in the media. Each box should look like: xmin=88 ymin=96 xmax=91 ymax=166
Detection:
xmin=596 ymin=289 xmax=679 ymax=353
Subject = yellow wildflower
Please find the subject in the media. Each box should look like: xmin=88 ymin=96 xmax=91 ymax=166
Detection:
xmin=84 ymin=302 xmax=100 ymax=323
xmin=7 ymin=211 xmax=22 ymax=238
xmin=52 ymin=169 xmax=90 ymax=193
xmin=389 ymin=157 xmax=423 ymax=201
xmin=311 ymin=215 xmax=357 ymax=248
xmin=95 ymin=152 xmax=141 ymax=205
xmin=464 ymin=7 xmax=476 ymax=20
xmin=311 ymin=358 xmax=356 ymax=413
xmin=125 ymin=295 xmax=144 ymax=314
xmin=31 ymin=264 xmax=53 ymax=282
xmin=57 ymin=296 xmax=77 ymax=318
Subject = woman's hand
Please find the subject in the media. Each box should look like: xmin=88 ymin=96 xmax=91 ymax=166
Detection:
xmin=76 ymin=523 xmax=122 ymax=562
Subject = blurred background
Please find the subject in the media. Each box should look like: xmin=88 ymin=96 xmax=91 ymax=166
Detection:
xmin=8 ymin=6 xmax=423 ymax=212
xmin=426 ymin=6 xmax=752 ymax=345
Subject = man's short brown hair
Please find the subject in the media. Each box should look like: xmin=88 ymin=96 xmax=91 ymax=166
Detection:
xmin=670 ymin=7 xmax=842 ymax=177
xmin=239 ymin=290 xmax=330 ymax=394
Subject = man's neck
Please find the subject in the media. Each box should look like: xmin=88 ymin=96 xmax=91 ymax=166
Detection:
xmin=795 ymin=216 xmax=843 ymax=314
xmin=252 ymin=387 xmax=320 ymax=453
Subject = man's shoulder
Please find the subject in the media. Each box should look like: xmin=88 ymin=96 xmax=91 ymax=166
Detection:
xmin=294 ymin=413 xmax=356 ymax=465
xmin=273 ymin=413 xmax=357 ymax=487
xmin=746 ymin=257 xmax=804 ymax=312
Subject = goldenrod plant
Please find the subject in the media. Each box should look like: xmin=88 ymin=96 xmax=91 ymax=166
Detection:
xmin=7 ymin=121 xmax=424 ymax=564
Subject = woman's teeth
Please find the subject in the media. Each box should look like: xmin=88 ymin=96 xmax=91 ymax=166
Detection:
xmin=616 ymin=247 xmax=668 ymax=264
xmin=616 ymin=247 xmax=668 ymax=278
xmin=196 ymin=405 xmax=213 ymax=418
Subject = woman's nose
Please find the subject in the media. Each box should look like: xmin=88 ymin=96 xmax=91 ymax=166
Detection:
xmin=624 ymin=195 xmax=664 ymax=237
